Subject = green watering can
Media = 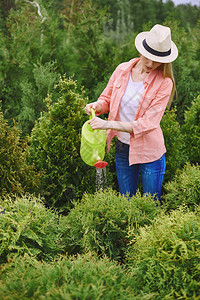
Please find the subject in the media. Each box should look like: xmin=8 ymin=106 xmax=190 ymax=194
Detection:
xmin=80 ymin=108 xmax=107 ymax=168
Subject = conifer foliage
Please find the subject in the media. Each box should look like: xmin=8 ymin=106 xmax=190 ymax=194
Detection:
xmin=29 ymin=76 xmax=96 ymax=209
xmin=0 ymin=1 xmax=200 ymax=298
xmin=126 ymin=206 xmax=200 ymax=299
xmin=0 ymin=110 xmax=41 ymax=196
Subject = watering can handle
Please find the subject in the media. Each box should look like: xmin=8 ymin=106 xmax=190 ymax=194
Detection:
xmin=90 ymin=108 xmax=96 ymax=120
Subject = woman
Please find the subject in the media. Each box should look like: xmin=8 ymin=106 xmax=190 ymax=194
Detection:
xmin=84 ymin=24 xmax=178 ymax=201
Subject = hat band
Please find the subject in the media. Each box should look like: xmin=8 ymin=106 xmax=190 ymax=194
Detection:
xmin=143 ymin=39 xmax=171 ymax=57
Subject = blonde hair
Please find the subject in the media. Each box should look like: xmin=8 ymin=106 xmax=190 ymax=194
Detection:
xmin=160 ymin=63 xmax=176 ymax=108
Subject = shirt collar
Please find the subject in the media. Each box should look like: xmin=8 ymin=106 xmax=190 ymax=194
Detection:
xmin=122 ymin=57 xmax=161 ymax=86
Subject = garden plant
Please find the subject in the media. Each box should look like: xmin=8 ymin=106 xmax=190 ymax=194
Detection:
xmin=0 ymin=0 xmax=200 ymax=299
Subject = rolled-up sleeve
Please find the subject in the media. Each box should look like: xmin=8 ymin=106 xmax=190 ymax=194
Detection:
xmin=97 ymin=67 xmax=121 ymax=115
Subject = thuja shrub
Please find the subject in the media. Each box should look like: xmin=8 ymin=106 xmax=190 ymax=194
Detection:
xmin=29 ymin=76 xmax=97 ymax=210
xmin=60 ymin=188 xmax=161 ymax=262
xmin=0 ymin=253 xmax=135 ymax=299
xmin=0 ymin=110 xmax=41 ymax=196
xmin=182 ymin=94 xmax=200 ymax=165
xmin=126 ymin=206 xmax=200 ymax=299
xmin=161 ymin=107 xmax=186 ymax=184
xmin=163 ymin=163 xmax=200 ymax=211
xmin=18 ymin=61 xmax=60 ymax=136
xmin=0 ymin=194 xmax=63 ymax=264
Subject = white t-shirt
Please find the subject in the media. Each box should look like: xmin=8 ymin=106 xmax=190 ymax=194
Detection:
xmin=118 ymin=75 xmax=144 ymax=145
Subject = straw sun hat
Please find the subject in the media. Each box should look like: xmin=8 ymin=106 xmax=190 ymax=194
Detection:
xmin=135 ymin=24 xmax=178 ymax=63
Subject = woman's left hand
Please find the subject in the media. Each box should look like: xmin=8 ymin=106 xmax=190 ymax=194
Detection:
xmin=88 ymin=117 xmax=108 ymax=130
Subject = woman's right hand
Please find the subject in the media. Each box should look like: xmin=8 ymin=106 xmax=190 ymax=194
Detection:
xmin=84 ymin=102 xmax=102 ymax=115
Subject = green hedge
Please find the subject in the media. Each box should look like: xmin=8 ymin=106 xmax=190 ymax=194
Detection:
xmin=182 ymin=94 xmax=200 ymax=165
xmin=0 ymin=110 xmax=42 ymax=196
xmin=0 ymin=191 xmax=199 ymax=299
xmin=60 ymin=188 xmax=161 ymax=262
xmin=0 ymin=189 xmax=160 ymax=266
xmin=0 ymin=194 xmax=63 ymax=264
xmin=126 ymin=206 xmax=200 ymax=299
xmin=29 ymin=76 xmax=97 ymax=210
xmin=163 ymin=163 xmax=200 ymax=211
xmin=161 ymin=107 xmax=186 ymax=184
xmin=0 ymin=253 xmax=135 ymax=299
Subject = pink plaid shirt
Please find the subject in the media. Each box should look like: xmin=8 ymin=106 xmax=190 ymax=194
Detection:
xmin=97 ymin=58 xmax=173 ymax=165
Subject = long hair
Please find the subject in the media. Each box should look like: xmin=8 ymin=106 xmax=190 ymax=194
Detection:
xmin=160 ymin=63 xmax=176 ymax=108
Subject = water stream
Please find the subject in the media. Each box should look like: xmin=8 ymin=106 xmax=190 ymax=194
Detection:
xmin=96 ymin=167 xmax=107 ymax=192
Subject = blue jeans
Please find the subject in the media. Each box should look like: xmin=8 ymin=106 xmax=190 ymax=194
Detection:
xmin=115 ymin=139 xmax=166 ymax=201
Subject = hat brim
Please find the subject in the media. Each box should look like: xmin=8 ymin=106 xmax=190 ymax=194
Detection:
xmin=135 ymin=31 xmax=178 ymax=63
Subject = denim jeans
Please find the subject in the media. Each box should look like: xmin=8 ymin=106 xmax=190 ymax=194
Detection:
xmin=115 ymin=139 xmax=166 ymax=201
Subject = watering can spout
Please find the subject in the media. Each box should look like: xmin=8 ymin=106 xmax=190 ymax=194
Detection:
xmin=94 ymin=159 xmax=107 ymax=169
xmin=80 ymin=108 xmax=107 ymax=167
